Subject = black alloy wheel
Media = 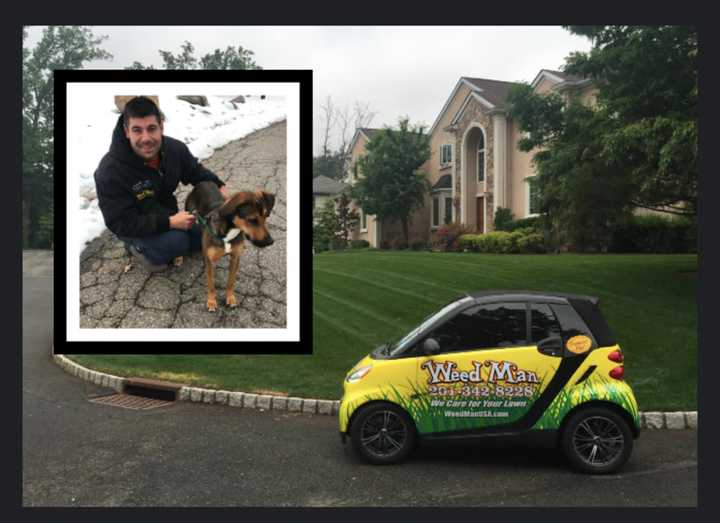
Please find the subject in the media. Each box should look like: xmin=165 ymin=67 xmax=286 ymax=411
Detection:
xmin=561 ymin=407 xmax=633 ymax=474
xmin=350 ymin=402 xmax=416 ymax=464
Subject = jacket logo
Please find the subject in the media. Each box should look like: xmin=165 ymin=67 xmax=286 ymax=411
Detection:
xmin=132 ymin=180 xmax=155 ymax=201
xmin=136 ymin=189 xmax=155 ymax=200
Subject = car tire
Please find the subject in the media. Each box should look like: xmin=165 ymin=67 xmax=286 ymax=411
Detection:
xmin=349 ymin=402 xmax=416 ymax=465
xmin=561 ymin=406 xmax=634 ymax=474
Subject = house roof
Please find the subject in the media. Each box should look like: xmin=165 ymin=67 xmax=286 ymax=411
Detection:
xmin=428 ymin=77 xmax=522 ymax=136
xmin=431 ymin=174 xmax=452 ymax=192
xmin=462 ymin=77 xmax=523 ymax=111
xmin=544 ymin=69 xmax=585 ymax=83
xmin=313 ymin=175 xmax=347 ymax=195
xmin=346 ymin=127 xmax=381 ymax=158
xmin=530 ymin=69 xmax=590 ymax=91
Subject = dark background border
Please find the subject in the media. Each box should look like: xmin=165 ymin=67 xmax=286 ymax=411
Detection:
xmin=53 ymin=69 xmax=312 ymax=354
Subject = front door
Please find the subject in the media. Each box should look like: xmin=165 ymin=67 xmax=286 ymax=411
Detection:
xmin=476 ymin=197 xmax=484 ymax=233
xmin=411 ymin=302 xmax=562 ymax=436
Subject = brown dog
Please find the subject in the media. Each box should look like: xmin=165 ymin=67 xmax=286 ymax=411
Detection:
xmin=185 ymin=181 xmax=275 ymax=312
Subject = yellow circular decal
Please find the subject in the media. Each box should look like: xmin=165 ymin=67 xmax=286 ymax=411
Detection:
xmin=566 ymin=335 xmax=592 ymax=354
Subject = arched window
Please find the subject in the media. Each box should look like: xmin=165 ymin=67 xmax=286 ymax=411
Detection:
xmin=477 ymin=131 xmax=485 ymax=183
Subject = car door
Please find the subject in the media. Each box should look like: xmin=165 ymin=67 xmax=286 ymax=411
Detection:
xmin=412 ymin=301 xmax=563 ymax=435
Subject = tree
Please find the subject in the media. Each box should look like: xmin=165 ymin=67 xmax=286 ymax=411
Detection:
xmin=126 ymin=40 xmax=262 ymax=70
xmin=508 ymin=83 xmax=635 ymax=251
xmin=313 ymin=199 xmax=344 ymax=252
xmin=563 ymin=25 xmax=697 ymax=216
xmin=352 ymin=118 xmax=431 ymax=245
xmin=313 ymin=96 xmax=375 ymax=180
xmin=23 ymin=26 xmax=112 ymax=248
xmin=335 ymin=192 xmax=360 ymax=245
xmin=199 ymin=45 xmax=260 ymax=70
xmin=507 ymin=25 xmax=697 ymax=251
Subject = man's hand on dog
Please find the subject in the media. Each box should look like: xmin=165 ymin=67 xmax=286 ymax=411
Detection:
xmin=169 ymin=211 xmax=196 ymax=230
xmin=220 ymin=184 xmax=230 ymax=200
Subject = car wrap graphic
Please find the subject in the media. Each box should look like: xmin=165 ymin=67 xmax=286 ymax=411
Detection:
xmin=340 ymin=346 xmax=640 ymax=435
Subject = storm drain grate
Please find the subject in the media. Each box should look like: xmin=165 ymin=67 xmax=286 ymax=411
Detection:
xmin=89 ymin=393 xmax=174 ymax=410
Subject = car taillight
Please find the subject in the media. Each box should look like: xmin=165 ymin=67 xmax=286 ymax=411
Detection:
xmin=609 ymin=366 xmax=624 ymax=380
xmin=608 ymin=350 xmax=624 ymax=363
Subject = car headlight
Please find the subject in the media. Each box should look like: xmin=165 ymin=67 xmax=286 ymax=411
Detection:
xmin=346 ymin=365 xmax=372 ymax=383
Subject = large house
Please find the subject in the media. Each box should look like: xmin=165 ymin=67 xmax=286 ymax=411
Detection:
xmin=345 ymin=69 xmax=595 ymax=247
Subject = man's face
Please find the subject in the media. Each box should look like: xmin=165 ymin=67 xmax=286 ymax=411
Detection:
xmin=124 ymin=115 xmax=163 ymax=161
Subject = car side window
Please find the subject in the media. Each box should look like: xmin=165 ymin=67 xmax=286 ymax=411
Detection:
xmin=530 ymin=303 xmax=563 ymax=343
xmin=549 ymin=303 xmax=597 ymax=347
xmin=428 ymin=302 xmax=527 ymax=353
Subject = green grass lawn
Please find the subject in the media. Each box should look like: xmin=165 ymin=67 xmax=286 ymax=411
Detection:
xmin=71 ymin=251 xmax=697 ymax=410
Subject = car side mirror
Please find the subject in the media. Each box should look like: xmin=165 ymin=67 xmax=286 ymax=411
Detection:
xmin=422 ymin=338 xmax=441 ymax=356
xmin=537 ymin=336 xmax=563 ymax=357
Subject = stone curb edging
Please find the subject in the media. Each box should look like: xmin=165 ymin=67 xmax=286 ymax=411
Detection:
xmin=53 ymin=354 xmax=696 ymax=429
xmin=53 ymin=354 xmax=339 ymax=416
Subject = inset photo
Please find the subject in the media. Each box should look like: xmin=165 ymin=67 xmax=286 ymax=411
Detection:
xmin=54 ymin=70 xmax=311 ymax=353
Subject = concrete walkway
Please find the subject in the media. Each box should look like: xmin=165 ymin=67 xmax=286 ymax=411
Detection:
xmin=79 ymin=120 xmax=287 ymax=329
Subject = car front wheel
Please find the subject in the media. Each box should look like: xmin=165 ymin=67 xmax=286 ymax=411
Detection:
xmin=561 ymin=407 xmax=634 ymax=474
xmin=350 ymin=402 xmax=416 ymax=465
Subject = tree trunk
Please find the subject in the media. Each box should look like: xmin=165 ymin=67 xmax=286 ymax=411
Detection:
xmin=401 ymin=217 xmax=409 ymax=247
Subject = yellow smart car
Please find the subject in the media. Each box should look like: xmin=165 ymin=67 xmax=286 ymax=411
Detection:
xmin=339 ymin=291 xmax=640 ymax=474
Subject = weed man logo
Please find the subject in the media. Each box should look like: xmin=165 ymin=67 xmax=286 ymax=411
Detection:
xmin=421 ymin=360 xmax=539 ymax=385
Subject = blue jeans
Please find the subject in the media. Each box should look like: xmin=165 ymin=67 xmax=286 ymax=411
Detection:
xmin=120 ymin=224 xmax=203 ymax=265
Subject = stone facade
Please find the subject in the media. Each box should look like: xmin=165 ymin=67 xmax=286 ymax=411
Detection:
xmin=453 ymin=98 xmax=497 ymax=232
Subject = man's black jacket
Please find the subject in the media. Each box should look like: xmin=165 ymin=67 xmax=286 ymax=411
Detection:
xmin=94 ymin=115 xmax=225 ymax=238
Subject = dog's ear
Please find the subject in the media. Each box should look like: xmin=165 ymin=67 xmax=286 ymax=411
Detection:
xmin=255 ymin=190 xmax=275 ymax=217
xmin=219 ymin=192 xmax=248 ymax=218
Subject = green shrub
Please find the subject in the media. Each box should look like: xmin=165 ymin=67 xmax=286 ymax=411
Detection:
xmin=494 ymin=207 xmax=515 ymax=231
xmin=459 ymin=230 xmax=546 ymax=254
xmin=458 ymin=234 xmax=479 ymax=251
xmin=350 ymin=239 xmax=370 ymax=249
xmin=506 ymin=216 xmax=541 ymax=232
xmin=410 ymin=239 xmax=429 ymax=251
xmin=610 ymin=214 xmax=696 ymax=253
xmin=516 ymin=233 xmax=546 ymax=253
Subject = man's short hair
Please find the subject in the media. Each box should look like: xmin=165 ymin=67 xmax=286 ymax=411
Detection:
xmin=123 ymin=96 xmax=163 ymax=126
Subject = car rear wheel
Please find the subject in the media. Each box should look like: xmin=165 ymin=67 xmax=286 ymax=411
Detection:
xmin=350 ymin=402 xmax=416 ymax=465
xmin=561 ymin=407 xmax=633 ymax=474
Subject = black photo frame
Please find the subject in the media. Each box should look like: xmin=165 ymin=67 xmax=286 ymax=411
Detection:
xmin=53 ymin=69 xmax=312 ymax=354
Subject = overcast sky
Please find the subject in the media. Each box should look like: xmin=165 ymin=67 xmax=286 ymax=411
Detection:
xmin=25 ymin=26 xmax=593 ymax=155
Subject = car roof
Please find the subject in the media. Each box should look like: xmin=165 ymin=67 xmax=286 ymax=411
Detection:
xmin=464 ymin=290 xmax=600 ymax=306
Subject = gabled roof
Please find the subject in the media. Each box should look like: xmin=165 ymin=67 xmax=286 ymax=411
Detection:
xmin=313 ymin=175 xmax=347 ymax=195
xmin=531 ymin=69 xmax=590 ymax=91
xmin=429 ymin=77 xmax=522 ymax=136
xmin=462 ymin=77 xmax=522 ymax=110
xmin=346 ymin=127 xmax=381 ymax=157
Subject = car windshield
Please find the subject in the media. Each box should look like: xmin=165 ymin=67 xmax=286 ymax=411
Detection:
xmin=389 ymin=296 xmax=474 ymax=356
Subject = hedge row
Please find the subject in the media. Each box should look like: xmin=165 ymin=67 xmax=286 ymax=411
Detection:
xmin=609 ymin=215 xmax=696 ymax=253
xmin=458 ymin=230 xmax=546 ymax=254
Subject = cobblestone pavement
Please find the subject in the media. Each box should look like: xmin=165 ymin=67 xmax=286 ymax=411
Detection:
xmin=79 ymin=120 xmax=287 ymax=329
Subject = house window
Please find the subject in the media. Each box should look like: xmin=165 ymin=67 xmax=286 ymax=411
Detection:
xmin=477 ymin=132 xmax=485 ymax=183
xmin=361 ymin=209 xmax=367 ymax=231
xmin=444 ymin=197 xmax=453 ymax=224
xmin=432 ymin=196 xmax=440 ymax=227
xmin=441 ymin=144 xmax=453 ymax=166
xmin=353 ymin=163 xmax=358 ymax=181
xmin=527 ymin=177 xmax=541 ymax=215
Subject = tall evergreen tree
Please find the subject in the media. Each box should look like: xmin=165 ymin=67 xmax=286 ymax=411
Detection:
xmin=23 ymin=26 xmax=112 ymax=247
xmin=126 ymin=40 xmax=262 ymax=70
